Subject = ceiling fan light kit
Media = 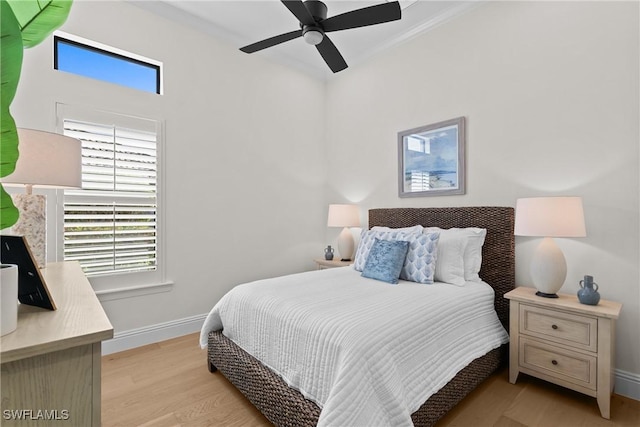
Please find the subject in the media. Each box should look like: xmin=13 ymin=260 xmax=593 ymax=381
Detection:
xmin=302 ymin=27 xmax=324 ymax=45
xmin=240 ymin=0 xmax=402 ymax=73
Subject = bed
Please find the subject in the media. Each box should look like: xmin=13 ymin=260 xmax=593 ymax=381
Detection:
xmin=202 ymin=206 xmax=514 ymax=426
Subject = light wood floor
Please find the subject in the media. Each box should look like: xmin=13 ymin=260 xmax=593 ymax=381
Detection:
xmin=102 ymin=333 xmax=639 ymax=427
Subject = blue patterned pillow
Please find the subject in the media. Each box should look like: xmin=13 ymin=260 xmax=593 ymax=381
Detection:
xmin=354 ymin=229 xmax=421 ymax=271
xmin=400 ymin=232 xmax=440 ymax=284
xmin=361 ymin=238 xmax=410 ymax=284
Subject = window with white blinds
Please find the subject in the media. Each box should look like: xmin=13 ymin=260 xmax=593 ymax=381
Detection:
xmin=63 ymin=119 xmax=158 ymax=276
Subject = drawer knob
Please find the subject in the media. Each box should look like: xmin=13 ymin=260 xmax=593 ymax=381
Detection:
xmin=552 ymin=324 xmax=558 ymax=330
xmin=552 ymin=360 xmax=558 ymax=365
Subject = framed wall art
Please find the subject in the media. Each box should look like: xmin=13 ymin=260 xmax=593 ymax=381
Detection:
xmin=398 ymin=116 xmax=465 ymax=198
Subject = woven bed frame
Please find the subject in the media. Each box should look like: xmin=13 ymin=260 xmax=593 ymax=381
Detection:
xmin=208 ymin=206 xmax=515 ymax=426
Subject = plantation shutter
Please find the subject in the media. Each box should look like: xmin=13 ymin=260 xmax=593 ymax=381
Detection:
xmin=63 ymin=119 xmax=158 ymax=276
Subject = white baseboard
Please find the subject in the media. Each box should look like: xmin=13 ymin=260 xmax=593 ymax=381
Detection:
xmin=614 ymin=369 xmax=640 ymax=401
xmin=101 ymin=313 xmax=207 ymax=355
xmin=101 ymin=314 xmax=640 ymax=402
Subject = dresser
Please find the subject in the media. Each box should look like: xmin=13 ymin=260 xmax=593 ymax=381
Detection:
xmin=504 ymin=287 xmax=622 ymax=419
xmin=1 ymin=261 xmax=113 ymax=426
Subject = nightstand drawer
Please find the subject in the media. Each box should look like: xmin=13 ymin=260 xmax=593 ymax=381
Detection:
xmin=520 ymin=304 xmax=597 ymax=352
xmin=520 ymin=337 xmax=597 ymax=390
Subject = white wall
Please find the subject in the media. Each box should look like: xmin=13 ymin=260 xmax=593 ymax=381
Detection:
xmin=10 ymin=0 xmax=639 ymax=381
xmin=11 ymin=0 xmax=328 ymax=333
xmin=325 ymin=1 xmax=639 ymax=376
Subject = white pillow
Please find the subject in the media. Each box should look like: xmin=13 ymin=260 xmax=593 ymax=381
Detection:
xmin=428 ymin=232 xmax=467 ymax=286
xmin=425 ymin=227 xmax=487 ymax=282
xmin=353 ymin=228 xmax=422 ymax=271
xmin=371 ymin=225 xmax=424 ymax=234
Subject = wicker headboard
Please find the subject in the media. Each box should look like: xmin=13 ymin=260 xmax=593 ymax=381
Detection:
xmin=369 ymin=207 xmax=515 ymax=329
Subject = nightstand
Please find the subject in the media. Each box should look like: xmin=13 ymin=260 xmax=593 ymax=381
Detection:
xmin=504 ymin=287 xmax=622 ymax=419
xmin=314 ymin=258 xmax=353 ymax=270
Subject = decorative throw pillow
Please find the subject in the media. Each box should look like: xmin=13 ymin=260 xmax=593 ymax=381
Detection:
xmin=399 ymin=232 xmax=440 ymax=284
xmin=361 ymin=238 xmax=410 ymax=284
xmin=425 ymin=227 xmax=487 ymax=282
xmin=425 ymin=231 xmax=468 ymax=286
xmin=353 ymin=228 xmax=421 ymax=272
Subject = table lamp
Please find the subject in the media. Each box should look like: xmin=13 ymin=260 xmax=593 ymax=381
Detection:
xmin=327 ymin=204 xmax=360 ymax=261
xmin=514 ymin=196 xmax=586 ymax=298
xmin=1 ymin=128 xmax=82 ymax=267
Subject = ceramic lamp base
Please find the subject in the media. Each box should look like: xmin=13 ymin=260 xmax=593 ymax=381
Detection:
xmin=9 ymin=193 xmax=46 ymax=268
xmin=531 ymin=237 xmax=567 ymax=297
xmin=337 ymin=227 xmax=355 ymax=262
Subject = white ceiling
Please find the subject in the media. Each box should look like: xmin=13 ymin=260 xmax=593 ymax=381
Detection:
xmin=132 ymin=0 xmax=480 ymax=79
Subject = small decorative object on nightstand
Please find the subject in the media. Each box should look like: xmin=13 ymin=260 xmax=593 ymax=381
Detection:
xmin=324 ymin=245 xmax=334 ymax=260
xmin=314 ymin=258 xmax=352 ymax=270
xmin=505 ymin=287 xmax=622 ymax=419
xmin=577 ymin=275 xmax=600 ymax=305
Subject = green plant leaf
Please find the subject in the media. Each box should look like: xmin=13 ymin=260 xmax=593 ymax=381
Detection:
xmin=0 ymin=0 xmax=73 ymax=230
xmin=0 ymin=184 xmax=19 ymax=229
xmin=0 ymin=115 xmax=19 ymax=178
xmin=1 ymin=0 xmax=22 ymax=178
xmin=8 ymin=0 xmax=73 ymax=49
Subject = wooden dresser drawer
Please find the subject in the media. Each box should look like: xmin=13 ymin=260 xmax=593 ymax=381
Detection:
xmin=520 ymin=337 xmax=597 ymax=390
xmin=520 ymin=304 xmax=597 ymax=351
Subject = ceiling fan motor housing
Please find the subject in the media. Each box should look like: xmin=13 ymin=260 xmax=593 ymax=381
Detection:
xmin=301 ymin=1 xmax=328 ymax=45
xmin=303 ymin=0 xmax=328 ymax=22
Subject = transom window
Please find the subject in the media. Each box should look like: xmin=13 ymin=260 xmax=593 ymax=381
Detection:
xmin=54 ymin=33 xmax=162 ymax=94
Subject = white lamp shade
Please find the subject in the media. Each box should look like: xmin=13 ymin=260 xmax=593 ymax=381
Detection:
xmin=2 ymin=128 xmax=82 ymax=189
xmin=327 ymin=204 xmax=360 ymax=227
xmin=514 ymin=197 xmax=586 ymax=237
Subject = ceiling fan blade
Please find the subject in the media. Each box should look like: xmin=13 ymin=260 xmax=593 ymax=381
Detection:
xmin=281 ymin=0 xmax=316 ymax=26
xmin=322 ymin=1 xmax=401 ymax=33
xmin=316 ymin=35 xmax=347 ymax=73
xmin=240 ymin=29 xmax=303 ymax=53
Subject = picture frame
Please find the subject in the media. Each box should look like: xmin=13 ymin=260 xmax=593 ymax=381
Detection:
xmin=0 ymin=235 xmax=56 ymax=310
xmin=398 ymin=116 xmax=465 ymax=198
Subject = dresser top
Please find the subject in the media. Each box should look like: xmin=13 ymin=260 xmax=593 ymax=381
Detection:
xmin=504 ymin=286 xmax=622 ymax=319
xmin=1 ymin=261 xmax=114 ymax=363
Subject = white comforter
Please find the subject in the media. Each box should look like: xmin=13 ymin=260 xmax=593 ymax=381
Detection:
xmin=200 ymin=267 xmax=509 ymax=427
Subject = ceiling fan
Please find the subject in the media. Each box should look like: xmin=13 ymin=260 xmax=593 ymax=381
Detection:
xmin=240 ymin=0 xmax=402 ymax=73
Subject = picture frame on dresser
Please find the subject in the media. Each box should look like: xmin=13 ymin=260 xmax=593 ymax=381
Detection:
xmin=398 ymin=116 xmax=466 ymax=198
xmin=0 ymin=235 xmax=55 ymax=310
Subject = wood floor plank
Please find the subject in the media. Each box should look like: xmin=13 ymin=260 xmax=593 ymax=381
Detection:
xmin=437 ymin=370 xmax=527 ymax=426
xmin=102 ymin=333 xmax=640 ymax=427
xmin=137 ymin=413 xmax=181 ymax=427
xmin=493 ymin=415 xmax=527 ymax=427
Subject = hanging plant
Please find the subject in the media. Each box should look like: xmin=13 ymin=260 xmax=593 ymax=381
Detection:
xmin=0 ymin=0 xmax=73 ymax=229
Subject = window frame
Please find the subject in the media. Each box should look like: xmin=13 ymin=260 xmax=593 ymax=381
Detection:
xmin=54 ymin=103 xmax=166 ymax=293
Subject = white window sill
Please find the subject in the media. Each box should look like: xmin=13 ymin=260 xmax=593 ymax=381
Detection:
xmin=95 ymin=281 xmax=174 ymax=302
